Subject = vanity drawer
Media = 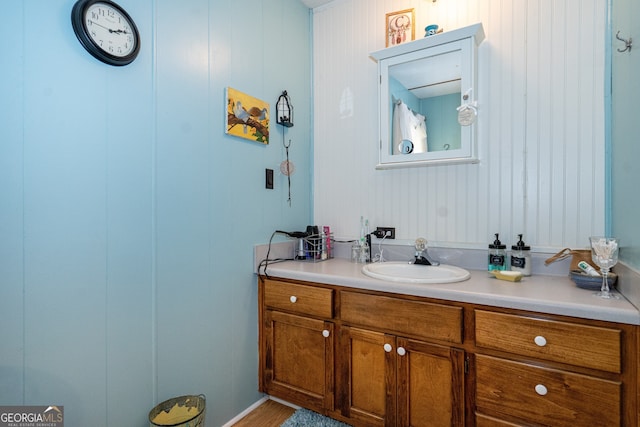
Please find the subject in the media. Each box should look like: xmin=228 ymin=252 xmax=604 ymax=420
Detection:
xmin=475 ymin=310 xmax=621 ymax=373
xmin=263 ymin=279 xmax=333 ymax=319
xmin=476 ymin=354 xmax=621 ymax=427
xmin=340 ymin=291 xmax=462 ymax=343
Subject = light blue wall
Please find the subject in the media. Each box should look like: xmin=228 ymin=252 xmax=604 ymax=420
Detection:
xmin=419 ymin=93 xmax=460 ymax=151
xmin=0 ymin=1 xmax=312 ymax=426
xmin=388 ymin=80 xmax=460 ymax=153
xmin=611 ymin=0 xmax=640 ymax=269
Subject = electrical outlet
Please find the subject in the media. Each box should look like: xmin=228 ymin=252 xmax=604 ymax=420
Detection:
xmin=374 ymin=227 xmax=395 ymax=239
xmin=265 ymin=168 xmax=274 ymax=189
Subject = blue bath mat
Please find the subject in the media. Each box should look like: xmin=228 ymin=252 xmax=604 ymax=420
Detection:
xmin=280 ymin=408 xmax=351 ymax=427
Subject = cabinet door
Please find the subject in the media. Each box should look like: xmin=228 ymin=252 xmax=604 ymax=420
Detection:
xmin=339 ymin=327 xmax=465 ymax=427
xmin=264 ymin=310 xmax=334 ymax=412
xmin=338 ymin=326 xmax=396 ymax=426
xmin=397 ymin=338 xmax=465 ymax=427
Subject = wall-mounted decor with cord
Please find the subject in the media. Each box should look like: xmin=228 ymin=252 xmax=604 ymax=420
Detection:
xmin=276 ymin=90 xmax=295 ymax=205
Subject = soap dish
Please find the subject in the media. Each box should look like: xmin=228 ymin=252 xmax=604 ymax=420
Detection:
xmin=490 ymin=270 xmax=523 ymax=282
xmin=570 ymin=270 xmax=617 ymax=290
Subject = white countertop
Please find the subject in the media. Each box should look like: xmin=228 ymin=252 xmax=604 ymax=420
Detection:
xmin=260 ymin=258 xmax=640 ymax=325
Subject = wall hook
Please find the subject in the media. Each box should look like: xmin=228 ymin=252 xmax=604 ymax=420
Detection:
xmin=616 ymin=31 xmax=632 ymax=53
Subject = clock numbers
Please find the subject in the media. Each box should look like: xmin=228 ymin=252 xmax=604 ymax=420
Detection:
xmin=84 ymin=2 xmax=136 ymax=57
xmin=72 ymin=0 xmax=140 ymax=65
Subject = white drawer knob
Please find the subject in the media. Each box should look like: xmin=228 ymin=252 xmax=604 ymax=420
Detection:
xmin=535 ymin=384 xmax=548 ymax=396
xmin=289 ymin=295 xmax=297 ymax=303
xmin=383 ymin=343 xmax=393 ymax=353
xmin=534 ymin=336 xmax=547 ymax=347
xmin=322 ymin=329 xmax=330 ymax=338
xmin=397 ymin=346 xmax=406 ymax=356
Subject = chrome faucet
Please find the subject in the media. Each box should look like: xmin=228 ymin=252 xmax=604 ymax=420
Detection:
xmin=413 ymin=237 xmax=440 ymax=266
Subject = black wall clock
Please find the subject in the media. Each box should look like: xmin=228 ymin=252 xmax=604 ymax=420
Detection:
xmin=71 ymin=0 xmax=140 ymax=66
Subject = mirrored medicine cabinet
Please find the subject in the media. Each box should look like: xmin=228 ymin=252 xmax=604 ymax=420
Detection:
xmin=371 ymin=23 xmax=485 ymax=168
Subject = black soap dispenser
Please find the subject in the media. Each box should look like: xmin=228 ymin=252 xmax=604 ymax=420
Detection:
xmin=488 ymin=233 xmax=507 ymax=271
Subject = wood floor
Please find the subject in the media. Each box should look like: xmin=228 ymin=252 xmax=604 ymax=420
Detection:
xmin=231 ymin=399 xmax=296 ymax=427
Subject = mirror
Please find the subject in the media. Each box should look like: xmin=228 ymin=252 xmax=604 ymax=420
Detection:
xmin=371 ymin=23 xmax=484 ymax=168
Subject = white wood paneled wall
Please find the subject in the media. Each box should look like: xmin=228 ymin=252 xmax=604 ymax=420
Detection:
xmin=312 ymin=0 xmax=606 ymax=251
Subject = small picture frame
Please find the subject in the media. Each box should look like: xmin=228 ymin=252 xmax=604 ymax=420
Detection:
xmin=385 ymin=9 xmax=415 ymax=47
xmin=225 ymin=87 xmax=270 ymax=144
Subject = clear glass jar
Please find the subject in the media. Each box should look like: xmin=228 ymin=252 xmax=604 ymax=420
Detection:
xmin=488 ymin=233 xmax=507 ymax=271
xmin=351 ymin=243 xmax=361 ymax=263
xmin=511 ymin=234 xmax=531 ymax=276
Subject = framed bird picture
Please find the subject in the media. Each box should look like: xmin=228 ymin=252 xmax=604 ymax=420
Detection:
xmin=225 ymin=87 xmax=270 ymax=144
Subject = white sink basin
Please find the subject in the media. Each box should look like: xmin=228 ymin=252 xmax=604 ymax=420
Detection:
xmin=361 ymin=262 xmax=471 ymax=284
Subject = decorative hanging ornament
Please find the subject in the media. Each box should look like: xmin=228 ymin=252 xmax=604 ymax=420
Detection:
xmin=457 ymin=104 xmax=477 ymax=126
xmin=457 ymin=88 xmax=477 ymax=126
xmin=276 ymin=90 xmax=294 ymax=127
xmin=281 ymin=139 xmax=294 ymax=206
xmin=280 ymin=159 xmax=295 ymax=176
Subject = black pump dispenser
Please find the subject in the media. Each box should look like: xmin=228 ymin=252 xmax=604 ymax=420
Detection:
xmin=489 ymin=233 xmax=506 ymax=250
xmin=512 ymin=234 xmax=530 ymax=251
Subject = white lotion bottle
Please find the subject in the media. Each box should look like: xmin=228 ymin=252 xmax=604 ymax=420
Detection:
xmin=510 ymin=234 xmax=531 ymax=276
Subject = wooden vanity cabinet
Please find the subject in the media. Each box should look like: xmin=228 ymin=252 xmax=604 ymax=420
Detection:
xmin=259 ymin=276 xmax=638 ymax=427
xmin=337 ymin=327 xmax=465 ymax=427
xmin=259 ymin=279 xmax=335 ymax=413
xmin=337 ymin=292 xmax=466 ymax=426
xmin=474 ymin=309 xmax=636 ymax=426
xmin=259 ymin=277 xmax=466 ymax=426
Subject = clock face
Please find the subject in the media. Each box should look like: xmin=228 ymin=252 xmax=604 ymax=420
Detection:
xmin=71 ymin=0 xmax=140 ymax=66
xmin=85 ymin=3 xmax=136 ymax=57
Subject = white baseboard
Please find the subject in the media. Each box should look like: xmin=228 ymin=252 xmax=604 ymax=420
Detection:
xmin=220 ymin=396 xmax=269 ymax=427
xmin=220 ymin=396 xmax=299 ymax=427
xmin=267 ymin=396 xmax=300 ymax=410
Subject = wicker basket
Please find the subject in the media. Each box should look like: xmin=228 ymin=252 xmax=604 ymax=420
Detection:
xmin=149 ymin=395 xmax=205 ymax=427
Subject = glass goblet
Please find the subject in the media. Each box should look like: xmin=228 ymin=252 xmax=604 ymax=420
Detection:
xmin=589 ymin=236 xmax=620 ymax=299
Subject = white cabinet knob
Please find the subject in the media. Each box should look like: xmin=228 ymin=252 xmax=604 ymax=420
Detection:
xmin=289 ymin=295 xmax=297 ymax=303
xmin=397 ymin=346 xmax=406 ymax=356
xmin=535 ymin=384 xmax=548 ymax=396
xmin=383 ymin=343 xmax=393 ymax=353
xmin=322 ymin=329 xmax=330 ymax=338
xmin=534 ymin=335 xmax=547 ymax=347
